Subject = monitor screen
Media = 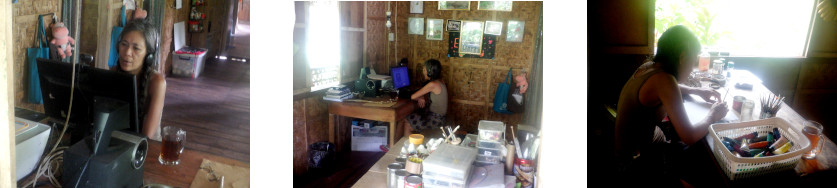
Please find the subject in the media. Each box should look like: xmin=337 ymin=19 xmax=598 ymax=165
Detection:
xmin=391 ymin=66 xmax=410 ymax=89
xmin=37 ymin=58 xmax=140 ymax=141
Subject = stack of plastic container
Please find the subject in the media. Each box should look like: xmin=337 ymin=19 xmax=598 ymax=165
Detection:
xmin=422 ymin=143 xmax=477 ymax=188
xmin=476 ymin=120 xmax=506 ymax=165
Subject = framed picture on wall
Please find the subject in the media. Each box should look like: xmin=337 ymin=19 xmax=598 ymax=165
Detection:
xmin=408 ymin=17 xmax=424 ymax=35
xmin=447 ymin=20 xmax=461 ymax=32
xmin=484 ymin=21 xmax=503 ymax=35
xmin=477 ymin=1 xmax=512 ymax=11
xmin=506 ymin=20 xmax=524 ymax=42
xmin=426 ymin=19 xmax=444 ymax=40
xmin=438 ymin=1 xmax=470 ymax=10
xmin=460 ymin=20 xmax=484 ymax=55
xmin=410 ymin=1 xmax=423 ymax=14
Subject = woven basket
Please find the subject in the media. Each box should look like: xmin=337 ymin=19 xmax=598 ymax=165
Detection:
xmin=708 ymin=117 xmax=812 ymax=180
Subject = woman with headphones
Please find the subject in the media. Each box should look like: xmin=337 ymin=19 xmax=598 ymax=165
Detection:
xmin=403 ymin=59 xmax=448 ymax=137
xmin=113 ymin=18 xmax=167 ymax=141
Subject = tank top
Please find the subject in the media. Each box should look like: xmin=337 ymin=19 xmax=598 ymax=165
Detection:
xmin=429 ymin=82 xmax=448 ymax=116
xmin=614 ymin=66 xmax=668 ymax=161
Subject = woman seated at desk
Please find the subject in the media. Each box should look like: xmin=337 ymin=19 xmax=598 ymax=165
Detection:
xmin=113 ymin=18 xmax=167 ymax=141
xmin=614 ymin=25 xmax=728 ymax=187
xmin=402 ymin=59 xmax=448 ymax=136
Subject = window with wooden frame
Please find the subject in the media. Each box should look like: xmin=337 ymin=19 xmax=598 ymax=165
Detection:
xmin=294 ymin=1 xmax=366 ymax=95
xmin=655 ymin=0 xmax=816 ymax=57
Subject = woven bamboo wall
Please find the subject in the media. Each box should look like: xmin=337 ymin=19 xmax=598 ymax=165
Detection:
xmin=12 ymin=0 xmax=62 ymax=112
xmin=388 ymin=1 xmax=541 ymax=133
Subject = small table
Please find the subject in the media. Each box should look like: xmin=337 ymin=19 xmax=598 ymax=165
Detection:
xmin=683 ymin=70 xmax=837 ymax=186
xmin=328 ymin=98 xmax=416 ymax=150
xmin=143 ymin=140 xmax=250 ymax=187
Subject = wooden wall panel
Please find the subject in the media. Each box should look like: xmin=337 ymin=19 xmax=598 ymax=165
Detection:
xmin=292 ymin=100 xmax=308 ymax=174
xmin=388 ymin=1 xmax=541 ymax=129
xmin=342 ymin=31 xmax=364 ymax=80
xmin=340 ymin=1 xmax=364 ymax=28
xmin=796 ymin=59 xmax=837 ymax=89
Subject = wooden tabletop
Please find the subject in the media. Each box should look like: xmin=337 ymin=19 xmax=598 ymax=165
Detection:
xmin=143 ymin=140 xmax=250 ymax=187
xmin=684 ymin=70 xmax=837 ymax=186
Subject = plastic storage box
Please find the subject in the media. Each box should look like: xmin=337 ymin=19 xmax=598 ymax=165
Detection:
xmin=477 ymin=140 xmax=504 ymax=149
xmin=15 ymin=118 xmax=51 ymax=181
xmin=423 ymin=174 xmax=466 ymax=188
xmin=351 ymin=126 xmax=388 ymax=151
xmin=476 ymin=154 xmax=503 ymax=164
xmin=709 ymin=117 xmax=812 ymax=180
xmin=478 ymin=120 xmax=505 ymax=142
xmin=423 ymin=144 xmax=478 ymax=183
xmin=171 ymin=47 xmax=208 ymax=79
xmin=477 ymin=146 xmax=504 ymax=157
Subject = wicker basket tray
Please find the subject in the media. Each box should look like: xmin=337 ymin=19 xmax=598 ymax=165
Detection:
xmin=708 ymin=117 xmax=812 ymax=180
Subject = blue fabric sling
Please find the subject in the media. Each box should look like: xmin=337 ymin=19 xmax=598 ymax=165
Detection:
xmin=26 ymin=15 xmax=50 ymax=104
xmin=493 ymin=68 xmax=514 ymax=114
xmin=108 ymin=4 xmax=126 ymax=69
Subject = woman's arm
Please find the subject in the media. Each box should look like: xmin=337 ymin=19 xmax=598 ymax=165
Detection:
xmin=410 ymin=81 xmax=437 ymax=100
xmin=143 ymin=73 xmax=167 ymax=139
xmin=679 ymin=83 xmax=721 ymax=103
xmin=654 ymin=73 xmax=726 ymax=145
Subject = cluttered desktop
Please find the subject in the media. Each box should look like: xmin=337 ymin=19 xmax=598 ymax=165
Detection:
xmin=15 ymin=58 xmax=147 ymax=187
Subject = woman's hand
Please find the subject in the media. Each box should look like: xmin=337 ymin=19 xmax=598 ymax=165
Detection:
xmin=417 ymin=98 xmax=426 ymax=108
xmin=708 ymin=102 xmax=729 ymax=122
xmin=695 ymin=88 xmax=722 ymax=103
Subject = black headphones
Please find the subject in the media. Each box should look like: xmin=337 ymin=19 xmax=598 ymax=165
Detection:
xmin=144 ymin=53 xmax=154 ymax=66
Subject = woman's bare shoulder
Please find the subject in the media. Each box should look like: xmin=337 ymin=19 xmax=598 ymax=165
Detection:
xmin=149 ymin=72 xmax=167 ymax=93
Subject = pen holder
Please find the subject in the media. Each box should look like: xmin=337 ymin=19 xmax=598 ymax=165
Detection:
xmin=759 ymin=110 xmax=777 ymax=119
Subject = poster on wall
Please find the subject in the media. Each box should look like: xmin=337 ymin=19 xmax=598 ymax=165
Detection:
xmin=438 ymin=1 xmax=471 ymax=10
xmin=408 ymin=17 xmax=424 ymax=35
xmin=477 ymin=1 xmax=512 ymax=11
xmin=484 ymin=21 xmax=503 ymax=35
xmin=410 ymin=1 xmax=423 ymax=14
xmin=459 ymin=21 xmax=484 ymax=55
xmin=427 ymin=19 xmax=444 ymax=40
xmin=447 ymin=20 xmax=461 ymax=32
xmin=506 ymin=20 xmax=524 ymax=42
xmin=448 ymin=32 xmax=496 ymax=59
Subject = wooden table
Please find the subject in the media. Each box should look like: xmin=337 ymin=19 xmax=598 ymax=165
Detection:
xmin=683 ymin=70 xmax=837 ymax=186
xmin=352 ymin=137 xmax=409 ymax=188
xmin=328 ymin=98 xmax=416 ymax=150
xmin=143 ymin=140 xmax=250 ymax=187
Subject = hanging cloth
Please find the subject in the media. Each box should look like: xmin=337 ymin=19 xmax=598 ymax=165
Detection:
xmin=26 ymin=15 xmax=51 ymax=104
xmin=108 ymin=4 xmax=127 ymax=69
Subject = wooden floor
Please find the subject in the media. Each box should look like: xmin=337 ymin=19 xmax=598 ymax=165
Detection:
xmin=294 ymin=151 xmax=385 ymax=188
xmin=162 ymin=58 xmax=250 ymax=162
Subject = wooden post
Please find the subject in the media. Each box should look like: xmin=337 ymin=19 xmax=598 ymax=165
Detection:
xmin=95 ymin=0 xmax=115 ymax=69
xmin=0 ymin=0 xmax=17 ymax=186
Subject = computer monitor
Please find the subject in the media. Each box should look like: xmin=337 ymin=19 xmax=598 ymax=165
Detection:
xmin=391 ymin=66 xmax=410 ymax=89
xmin=36 ymin=58 xmax=140 ymax=142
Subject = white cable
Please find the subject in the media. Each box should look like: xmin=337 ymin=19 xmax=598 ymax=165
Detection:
xmin=25 ymin=57 xmax=77 ymax=188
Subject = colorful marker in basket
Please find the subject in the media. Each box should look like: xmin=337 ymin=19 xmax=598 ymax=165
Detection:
xmin=734 ymin=132 xmax=758 ymax=141
xmin=773 ymin=142 xmax=793 ymax=155
xmin=768 ymin=136 xmax=788 ymax=151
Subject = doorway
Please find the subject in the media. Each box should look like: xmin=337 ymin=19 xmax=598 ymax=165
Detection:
xmin=219 ymin=0 xmax=249 ymax=62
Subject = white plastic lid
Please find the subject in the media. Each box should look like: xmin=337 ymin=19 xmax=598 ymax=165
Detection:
xmin=422 ymin=144 xmax=477 ymax=179
xmin=478 ymin=120 xmax=505 ymax=132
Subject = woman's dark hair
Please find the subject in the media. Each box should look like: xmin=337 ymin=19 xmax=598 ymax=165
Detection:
xmin=424 ymin=59 xmax=442 ymax=80
xmin=653 ymin=25 xmax=700 ymax=79
xmin=115 ymin=18 xmax=159 ymax=122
